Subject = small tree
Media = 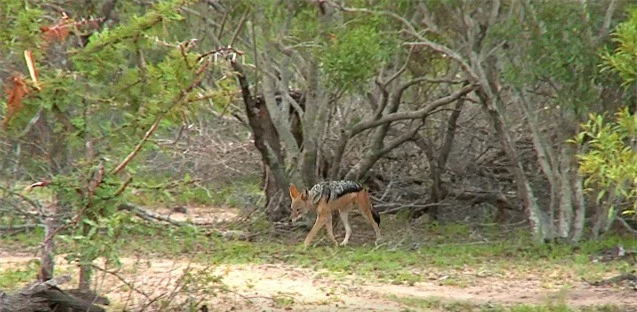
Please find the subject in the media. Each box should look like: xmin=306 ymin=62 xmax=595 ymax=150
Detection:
xmin=573 ymin=7 xmax=637 ymax=235
xmin=1 ymin=0 xmax=227 ymax=291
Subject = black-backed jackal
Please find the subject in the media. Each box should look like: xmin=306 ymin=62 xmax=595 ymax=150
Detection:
xmin=289 ymin=180 xmax=382 ymax=249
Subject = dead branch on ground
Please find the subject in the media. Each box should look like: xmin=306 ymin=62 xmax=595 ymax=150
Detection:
xmin=117 ymin=203 xmax=254 ymax=241
xmin=0 ymin=275 xmax=108 ymax=312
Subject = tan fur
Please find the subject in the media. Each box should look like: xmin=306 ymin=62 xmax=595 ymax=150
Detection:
xmin=289 ymin=184 xmax=381 ymax=249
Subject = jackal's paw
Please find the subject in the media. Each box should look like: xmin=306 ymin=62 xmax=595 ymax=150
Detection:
xmin=339 ymin=241 xmax=349 ymax=246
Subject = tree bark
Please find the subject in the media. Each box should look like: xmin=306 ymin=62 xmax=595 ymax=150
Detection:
xmin=231 ymin=60 xmax=289 ymax=221
xmin=0 ymin=275 xmax=107 ymax=312
xmin=40 ymin=202 xmax=57 ymax=282
xmin=299 ymin=62 xmax=326 ymax=187
xmin=557 ymin=145 xmax=575 ymax=238
xmin=570 ymin=170 xmax=586 ymax=242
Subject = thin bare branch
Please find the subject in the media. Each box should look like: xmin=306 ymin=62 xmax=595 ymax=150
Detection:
xmin=382 ymin=46 xmax=415 ymax=88
xmin=351 ymin=84 xmax=477 ymax=136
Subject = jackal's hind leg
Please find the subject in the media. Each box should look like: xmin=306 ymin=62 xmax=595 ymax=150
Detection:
xmin=339 ymin=211 xmax=352 ymax=246
xmin=357 ymin=194 xmax=382 ymax=244
xmin=366 ymin=215 xmax=382 ymax=245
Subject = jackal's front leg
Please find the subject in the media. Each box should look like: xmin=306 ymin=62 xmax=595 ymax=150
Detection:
xmin=304 ymin=213 xmax=327 ymax=250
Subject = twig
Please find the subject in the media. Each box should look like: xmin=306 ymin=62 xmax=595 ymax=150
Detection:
xmin=91 ymin=264 xmax=152 ymax=301
xmin=0 ymin=223 xmax=43 ymax=231
xmin=614 ymin=216 xmax=637 ymax=235
xmin=110 ymin=116 xmax=162 ymax=175
xmin=0 ymin=185 xmax=45 ymax=215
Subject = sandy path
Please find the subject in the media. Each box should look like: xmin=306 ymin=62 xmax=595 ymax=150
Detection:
xmin=2 ymin=249 xmax=636 ymax=311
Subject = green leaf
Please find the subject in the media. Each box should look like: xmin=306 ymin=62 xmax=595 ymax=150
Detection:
xmin=596 ymin=189 xmax=606 ymax=204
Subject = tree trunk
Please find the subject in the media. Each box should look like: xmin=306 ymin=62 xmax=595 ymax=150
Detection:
xmin=592 ymin=184 xmax=616 ymax=238
xmin=557 ymin=146 xmax=575 ymax=238
xmin=231 ymin=60 xmax=290 ymax=221
xmin=299 ymin=63 xmax=326 ymax=187
xmin=513 ymin=89 xmax=558 ymax=238
xmin=476 ymin=53 xmax=550 ymax=242
xmin=262 ymin=161 xmax=290 ymax=221
xmin=570 ymin=171 xmax=586 ymax=242
xmin=413 ymin=137 xmax=442 ymax=220
xmin=40 ymin=201 xmax=57 ymax=282
xmin=476 ymin=89 xmax=549 ymax=241
xmin=78 ymin=220 xmax=92 ymax=291
xmin=421 ymin=97 xmax=464 ymax=221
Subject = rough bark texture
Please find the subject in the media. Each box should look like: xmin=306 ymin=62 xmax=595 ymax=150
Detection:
xmin=557 ymin=146 xmax=575 ymax=238
xmin=570 ymin=172 xmax=587 ymax=242
xmin=40 ymin=211 xmax=56 ymax=282
xmin=231 ymin=60 xmax=289 ymax=221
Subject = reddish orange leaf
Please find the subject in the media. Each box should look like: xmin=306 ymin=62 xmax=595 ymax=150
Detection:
xmin=2 ymin=74 xmax=30 ymax=129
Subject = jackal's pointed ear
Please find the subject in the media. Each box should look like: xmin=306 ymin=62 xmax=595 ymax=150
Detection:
xmin=289 ymin=185 xmax=301 ymax=199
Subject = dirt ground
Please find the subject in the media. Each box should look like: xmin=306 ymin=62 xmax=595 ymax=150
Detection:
xmin=2 ymin=251 xmax=636 ymax=311
xmin=2 ymin=206 xmax=637 ymax=311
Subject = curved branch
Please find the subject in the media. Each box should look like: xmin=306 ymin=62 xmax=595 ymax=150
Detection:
xmin=382 ymin=46 xmax=415 ymax=88
xmin=331 ymin=84 xmax=475 ymax=179
xmin=351 ymin=83 xmax=476 ymax=136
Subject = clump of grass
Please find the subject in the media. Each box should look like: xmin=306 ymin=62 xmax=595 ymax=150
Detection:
xmin=0 ymin=260 xmax=39 ymax=291
xmin=388 ymin=294 xmax=620 ymax=312
xmin=0 ymin=226 xmax=45 ymax=248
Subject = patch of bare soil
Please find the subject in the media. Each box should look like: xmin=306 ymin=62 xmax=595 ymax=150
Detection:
xmin=2 ymin=249 xmax=637 ymax=311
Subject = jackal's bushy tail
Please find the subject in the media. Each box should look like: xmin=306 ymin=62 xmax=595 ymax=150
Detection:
xmin=360 ymin=189 xmax=380 ymax=226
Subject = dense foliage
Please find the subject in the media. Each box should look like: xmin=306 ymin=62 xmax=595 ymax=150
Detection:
xmin=575 ymin=6 xmax=637 ymax=217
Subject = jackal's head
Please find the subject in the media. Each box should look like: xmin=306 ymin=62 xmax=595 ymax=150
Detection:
xmin=289 ymin=184 xmax=311 ymax=222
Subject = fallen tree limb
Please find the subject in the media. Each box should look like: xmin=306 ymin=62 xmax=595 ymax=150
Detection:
xmin=117 ymin=203 xmax=254 ymax=241
xmin=118 ymin=203 xmax=189 ymax=226
xmin=0 ymin=275 xmax=108 ymax=312
xmin=586 ymin=272 xmax=637 ymax=287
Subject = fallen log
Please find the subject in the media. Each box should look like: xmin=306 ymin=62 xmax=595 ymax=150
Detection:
xmin=118 ymin=202 xmax=254 ymax=240
xmin=0 ymin=275 xmax=108 ymax=312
